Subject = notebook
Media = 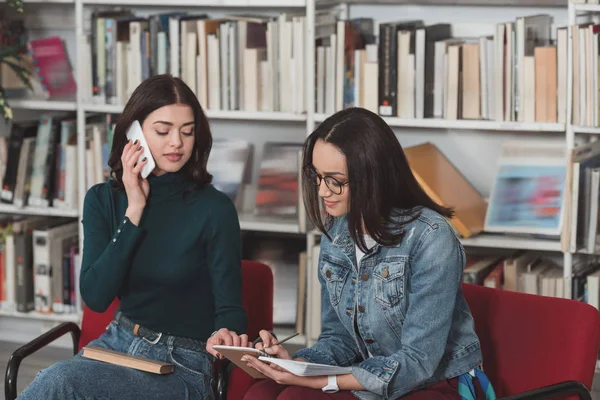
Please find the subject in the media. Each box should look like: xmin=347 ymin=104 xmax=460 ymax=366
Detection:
xmin=212 ymin=345 xmax=353 ymax=378
xmin=212 ymin=345 xmax=268 ymax=379
xmin=82 ymin=346 xmax=175 ymax=375
xmin=258 ymin=357 xmax=353 ymax=376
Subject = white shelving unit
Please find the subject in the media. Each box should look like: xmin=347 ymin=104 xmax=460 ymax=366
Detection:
xmin=79 ymin=0 xmax=307 ymax=6
xmin=239 ymin=213 xmax=301 ymax=234
xmin=9 ymin=98 xmax=77 ymax=111
xmin=314 ymin=113 xmax=566 ymax=132
xmin=0 ymin=0 xmax=585 ymax=349
xmin=0 ymin=203 xmax=79 ymax=218
xmin=82 ymin=103 xmax=307 ymax=122
xmin=0 ymin=309 xmax=80 ymax=323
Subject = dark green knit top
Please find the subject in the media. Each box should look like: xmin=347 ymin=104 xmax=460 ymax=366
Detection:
xmin=79 ymin=172 xmax=247 ymax=341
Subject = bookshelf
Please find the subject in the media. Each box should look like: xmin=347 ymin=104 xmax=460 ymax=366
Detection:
xmin=572 ymin=3 xmax=600 ymax=13
xmin=82 ymin=103 xmax=307 ymax=122
xmin=0 ymin=0 xmax=589 ymax=350
xmin=0 ymin=309 xmax=80 ymax=323
xmin=9 ymin=98 xmax=77 ymax=111
xmin=79 ymin=0 xmax=307 ymax=6
xmin=0 ymin=204 xmax=79 ymax=218
xmin=314 ymin=113 xmax=566 ymax=132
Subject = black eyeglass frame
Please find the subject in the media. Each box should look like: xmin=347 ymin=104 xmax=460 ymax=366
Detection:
xmin=303 ymin=165 xmax=349 ymax=195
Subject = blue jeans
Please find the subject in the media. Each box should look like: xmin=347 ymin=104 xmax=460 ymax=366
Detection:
xmin=18 ymin=320 xmax=215 ymax=400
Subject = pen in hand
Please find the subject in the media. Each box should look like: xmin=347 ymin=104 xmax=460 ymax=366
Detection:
xmin=261 ymin=332 xmax=300 ymax=356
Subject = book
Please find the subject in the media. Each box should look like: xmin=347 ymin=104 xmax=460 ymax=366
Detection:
xmin=403 ymin=142 xmax=487 ymax=238
xmin=82 ymin=346 xmax=175 ymax=375
xmin=212 ymin=345 xmax=353 ymax=378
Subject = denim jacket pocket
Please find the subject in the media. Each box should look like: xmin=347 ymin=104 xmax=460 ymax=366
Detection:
xmin=321 ymin=256 xmax=351 ymax=306
xmin=373 ymin=259 xmax=406 ymax=308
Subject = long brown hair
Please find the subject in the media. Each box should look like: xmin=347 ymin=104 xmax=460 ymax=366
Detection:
xmin=107 ymin=74 xmax=213 ymax=189
xmin=302 ymin=108 xmax=454 ymax=252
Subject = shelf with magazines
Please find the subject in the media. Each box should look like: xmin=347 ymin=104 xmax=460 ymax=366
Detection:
xmin=459 ymin=233 xmax=562 ymax=252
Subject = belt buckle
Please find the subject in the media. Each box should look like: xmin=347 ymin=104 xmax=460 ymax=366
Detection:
xmin=142 ymin=332 xmax=163 ymax=345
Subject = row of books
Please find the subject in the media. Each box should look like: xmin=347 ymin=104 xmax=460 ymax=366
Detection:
xmin=572 ymin=23 xmax=600 ymax=127
xmin=0 ymin=216 xmax=80 ymax=315
xmin=464 ymin=251 xmax=600 ymax=309
xmin=3 ymin=12 xmax=583 ymax=128
xmin=321 ymin=15 xmax=566 ymax=123
xmin=562 ymin=140 xmax=600 ymax=254
xmin=0 ymin=116 xmax=78 ymax=210
xmin=81 ymin=9 xmax=307 ymax=114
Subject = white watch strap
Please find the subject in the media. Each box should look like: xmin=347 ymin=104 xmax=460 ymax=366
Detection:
xmin=322 ymin=375 xmax=339 ymax=393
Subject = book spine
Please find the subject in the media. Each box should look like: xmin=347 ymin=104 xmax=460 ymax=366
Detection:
xmin=378 ymin=24 xmax=397 ymax=116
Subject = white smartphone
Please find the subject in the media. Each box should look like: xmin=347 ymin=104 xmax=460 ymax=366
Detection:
xmin=125 ymin=120 xmax=156 ymax=179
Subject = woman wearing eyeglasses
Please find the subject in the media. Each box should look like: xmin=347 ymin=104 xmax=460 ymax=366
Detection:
xmin=242 ymin=108 xmax=493 ymax=399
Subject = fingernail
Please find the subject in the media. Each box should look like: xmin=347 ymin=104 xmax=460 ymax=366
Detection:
xmin=142 ymin=157 xmax=147 ymax=162
xmin=138 ymin=146 xmax=142 ymax=151
xmin=134 ymin=139 xmax=139 ymax=145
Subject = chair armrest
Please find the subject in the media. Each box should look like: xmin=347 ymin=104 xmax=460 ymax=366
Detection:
xmin=4 ymin=322 xmax=81 ymax=400
xmin=500 ymin=380 xmax=591 ymax=400
xmin=215 ymin=358 xmax=231 ymax=400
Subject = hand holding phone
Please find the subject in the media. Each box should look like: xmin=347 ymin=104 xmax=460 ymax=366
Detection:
xmin=122 ymin=121 xmax=155 ymax=224
xmin=125 ymin=121 xmax=156 ymax=179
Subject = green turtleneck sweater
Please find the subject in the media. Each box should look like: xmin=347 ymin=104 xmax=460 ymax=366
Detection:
xmin=79 ymin=172 xmax=247 ymax=341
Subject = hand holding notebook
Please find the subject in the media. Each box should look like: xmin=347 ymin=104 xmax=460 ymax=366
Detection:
xmin=212 ymin=345 xmax=352 ymax=378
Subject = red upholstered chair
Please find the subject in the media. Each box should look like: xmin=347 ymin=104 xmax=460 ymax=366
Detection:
xmin=5 ymin=260 xmax=273 ymax=400
xmin=216 ymin=260 xmax=273 ymax=400
xmin=462 ymin=283 xmax=600 ymax=399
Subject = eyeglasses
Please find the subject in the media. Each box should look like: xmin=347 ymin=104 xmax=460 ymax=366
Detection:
xmin=304 ymin=166 xmax=348 ymax=195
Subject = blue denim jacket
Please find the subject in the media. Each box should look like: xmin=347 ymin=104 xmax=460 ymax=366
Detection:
xmin=294 ymin=207 xmax=482 ymax=399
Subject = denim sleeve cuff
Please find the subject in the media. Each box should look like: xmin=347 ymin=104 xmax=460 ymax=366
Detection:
xmin=352 ymin=356 xmax=399 ymax=397
xmin=292 ymin=347 xmax=338 ymax=366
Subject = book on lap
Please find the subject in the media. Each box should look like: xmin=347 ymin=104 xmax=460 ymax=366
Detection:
xmin=82 ymin=346 xmax=175 ymax=375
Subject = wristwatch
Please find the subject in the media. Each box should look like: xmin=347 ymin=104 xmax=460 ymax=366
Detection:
xmin=322 ymin=375 xmax=339 ymax=393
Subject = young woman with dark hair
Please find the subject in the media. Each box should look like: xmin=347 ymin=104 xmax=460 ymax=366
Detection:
xmin=18 ymin=75 xmax=247 ymax=400
xmin=242 ymin=108 xmax=492 ymax=400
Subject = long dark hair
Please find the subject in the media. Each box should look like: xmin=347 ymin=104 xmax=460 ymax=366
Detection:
xmin=302 ymin=107 xmax=454 ymax=252
xmin=108 ymin=74 xmax=213 ymax=189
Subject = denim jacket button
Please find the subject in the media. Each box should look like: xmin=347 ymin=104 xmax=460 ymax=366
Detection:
xmin=365 ymin=338 xmax=374 ymax=344
xmin=326 ymin=269 xmax=332 ymax=278
xmin=358 ymin=305 xmax=365 ymax=313
xmin=382 ymin=268 xmax=389 ymax=278
xmin=361 ymin=273 xmax=369 ymax=281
